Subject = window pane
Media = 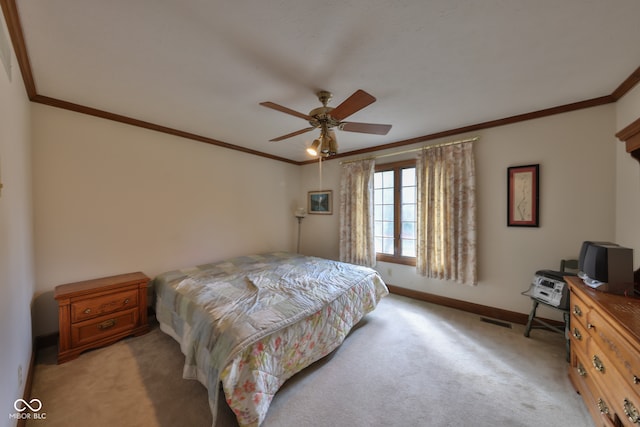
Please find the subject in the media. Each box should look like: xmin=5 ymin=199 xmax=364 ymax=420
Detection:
xmin=382 ymin=221 xmax=394 ymax=237
xmin=375 ymin=237 xmax=383 ymax=253
xmin=402 ymin=239 xmax=416 ymax=257
xmin=374 ymin=221 xmax=382 ymax=236
xmin=382 ymin=237 xmax=394 ymax=254
xmin=374 ymin=188 xmax=382 ymax=204
xmin=402 ymin=167 xmax=416 ymax=186
xmin=402 ymin=186 xmax=416 ymax=203
xmin=382 ymin=205 xmax=394 ymax=221
xmin=402 ymin=204 xmax=415 ymax=221
xmin=374 ymin=172 xmax=383 ymax=188
xmin=401 ymin=221 xmax=415 ymax=238
xmin=382 ymin=170 xmax=394 ymax=188
xmin=382 ymin=188 xmax=394 ymax=204
xmin=374 ymin=204 xmax=382 ymax=219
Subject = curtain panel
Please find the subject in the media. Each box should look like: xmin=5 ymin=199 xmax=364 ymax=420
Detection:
xmin=339 ymin=159 xmax=376 ymax=267
xmin=416 ymin=141 xmax=477 ymax=285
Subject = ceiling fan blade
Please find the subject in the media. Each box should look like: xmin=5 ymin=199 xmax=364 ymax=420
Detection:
xmin=260 ymin=102 xmax=314 ymax=121
xmin=269 ymin=127 xmax=315 ymax=142
xmin=340 ymin=122 xmax=392 ymax=135
xmin=330 ymin=90 xmax=376 ymax=121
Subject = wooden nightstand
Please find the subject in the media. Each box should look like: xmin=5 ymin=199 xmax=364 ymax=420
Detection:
xmin=54 ymin=272 xmax=150 ymax=364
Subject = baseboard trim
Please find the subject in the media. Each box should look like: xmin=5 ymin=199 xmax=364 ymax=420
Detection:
xmin=17 ymin=347 xmax=36 ymax=427
xmin=386 ymin=284 xmax=564 ymax=328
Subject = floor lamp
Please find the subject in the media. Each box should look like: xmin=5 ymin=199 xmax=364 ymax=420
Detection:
xmin=295 ymin=208 xmax=306 ymax=253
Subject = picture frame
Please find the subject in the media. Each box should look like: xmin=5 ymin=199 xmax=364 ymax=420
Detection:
xmin=507 ymin=164 xmax=539 ymax=227
xmin=308 ymin=190 xmax=332 ymax=214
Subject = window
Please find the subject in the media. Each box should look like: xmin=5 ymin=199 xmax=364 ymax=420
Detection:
xmin=373 ymin=160 xmax=417 ymax=265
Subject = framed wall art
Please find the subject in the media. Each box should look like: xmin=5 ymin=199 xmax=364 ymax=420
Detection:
xmin=308 ymin=190 xmax=332 ymax=214
xmin=507 ymin=164 xmax=539 ymax=227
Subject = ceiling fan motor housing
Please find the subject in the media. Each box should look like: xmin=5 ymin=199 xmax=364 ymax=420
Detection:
xmin=308 ymin=106 xmax=341 ymax=129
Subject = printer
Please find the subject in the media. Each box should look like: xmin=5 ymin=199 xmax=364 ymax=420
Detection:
xmin=530 ymin=270 xmax=574 ymax=310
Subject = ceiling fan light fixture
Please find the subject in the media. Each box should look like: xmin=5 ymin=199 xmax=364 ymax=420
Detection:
xmin=307 ymin=138 xmax=321 ymax=156
xmin=328 ymin=134 xmax=338 ymax=155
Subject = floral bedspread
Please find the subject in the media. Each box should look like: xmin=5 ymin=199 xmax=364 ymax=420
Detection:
xmin=154 ymin=252 xmax=388 ymax=427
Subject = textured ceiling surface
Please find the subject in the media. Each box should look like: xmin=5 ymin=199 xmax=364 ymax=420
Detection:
xmin=12 ymin=0 xmax=640 ymax=162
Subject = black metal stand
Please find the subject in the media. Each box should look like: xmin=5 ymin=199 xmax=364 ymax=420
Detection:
xmin=524 ymin=298 xmax=570 ymax=362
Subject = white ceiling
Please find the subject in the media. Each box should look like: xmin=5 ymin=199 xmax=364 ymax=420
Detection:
xmin=13 ymin=0 xmax=640 ymax=162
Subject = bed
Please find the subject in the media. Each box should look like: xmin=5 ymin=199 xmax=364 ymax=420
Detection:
xmin=153 ymin=252 xmax=388 ymax=427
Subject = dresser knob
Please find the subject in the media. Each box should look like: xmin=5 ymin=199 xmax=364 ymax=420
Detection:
xmin=573 ymin=305 xmax=582 ymax=316
xmin=83 ymin=308 xmax=91 ymax=314
xmin=577 ymin=363 xmax=586 ymax=377
xmin=634 ymin=375 xmax=639 ymax=385
xmin=97 ymin=319 xmax=117 ymax=330
xmin=572 ymin=328 xmax=582 ymax=340
xmin=124 ymin=298 xmax=130 ymax=305
xmin=623 ymin=398 xmax=640 ymax=424
xmin=587 ymin=323 xmax=594 ymax=329
xmin=592 ymin=355 xmax=605 ymax=373
xmin=597 ymin=398 xmax=610 ymax=415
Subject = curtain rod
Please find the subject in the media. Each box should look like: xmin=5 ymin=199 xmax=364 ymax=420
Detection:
xmin=340 ymin=136 xmax=479 ymax=165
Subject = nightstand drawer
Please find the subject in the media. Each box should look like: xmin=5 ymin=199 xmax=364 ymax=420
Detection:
xmin=71 ymin=288 xmax=138 ymax=323
xmin=71 ymin=308 xmax=139 ymax=348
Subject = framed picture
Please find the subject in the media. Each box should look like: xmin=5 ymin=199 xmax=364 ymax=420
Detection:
xmin=308 ymin=190 xmax=332 ymax=214
xmin=507 ymin=164 xmax=539 ymax=227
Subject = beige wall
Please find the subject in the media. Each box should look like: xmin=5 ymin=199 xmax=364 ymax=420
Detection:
xmin=0 ymin=15 xmax=34 ymax=426
xmin=300 ymin=105 xmax=618 ymax=321
xmin=30 ymin=105 xmax=302 ymax=336
xmin=615 ymin=83 xmax=640 ymax=266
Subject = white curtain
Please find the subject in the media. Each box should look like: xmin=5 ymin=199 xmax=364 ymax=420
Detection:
xmin=339 ymin=159 xmax=376 ymax=266
xmin=416 ymin=141 xmax=477 ymax=285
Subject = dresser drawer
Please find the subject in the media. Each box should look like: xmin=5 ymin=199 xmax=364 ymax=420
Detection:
xmin=572 ymin=347 xmax=618 ymax=426
xmin=589 ymin=308 xmax=640 ymax=392
xmin=607 ymin=383 xmax=640 ymax=426
xmin=570 ymin=287 xmax=591 ymax=331
xmin=71 ymin=288 xmax=138 ymax=323
xmin=71 ymin=308 xmax=139 ymax=348
xmin=570 ymin=320 xmax=588 ymax=354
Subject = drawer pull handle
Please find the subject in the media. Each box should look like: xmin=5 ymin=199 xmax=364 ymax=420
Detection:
xmin=577 ymin=363 xmax=586 ymax=377
xmin=124 ymin=298 xmax=130 ymax=305
xmin=83 ymin=308 xmax=91 ymax=314
xmin=573 ymin=305 xmax=582 ymax=317
xmin=597 ymin=398 xmax=610 ymax=415
xmin=572 ymin=328 xmax=582 ymax=340
xmin=623 ymin=398 xmax=640 ymax=424
xmin=634 ymin=375 xmax=639 ymax=385
xmin=592 ymin=355 xmax=605 ymax=373
xmin=97 ymin=319 xmax=117 ymax=330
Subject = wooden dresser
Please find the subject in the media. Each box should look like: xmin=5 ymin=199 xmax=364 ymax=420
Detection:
xmin=567 ymin=276 xmax=640 ymax=426
xmin=54 ymin=272 xmax=150 ymax=364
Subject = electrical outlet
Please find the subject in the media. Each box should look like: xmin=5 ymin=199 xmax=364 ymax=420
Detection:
xmin=18 ymin=365 xmax=23 ymax=387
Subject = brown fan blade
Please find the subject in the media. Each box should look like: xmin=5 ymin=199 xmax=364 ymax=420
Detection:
xmin=340 ymin=122 xmax=392 ymax=135
xmin=260 ymin=102 xmax=313 ymax=121
xmin=330 ymin=90 xmax=376 ymax=121
xmin=269 ymin=127 xmax=315 ymax=142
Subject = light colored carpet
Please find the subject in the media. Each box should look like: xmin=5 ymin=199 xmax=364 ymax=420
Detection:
xmin=27 ymin=294 xmax=594 ymax=427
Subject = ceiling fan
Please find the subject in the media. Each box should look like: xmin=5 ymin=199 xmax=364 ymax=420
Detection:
xmin=260 ymin=89 xmax=392 ymax=157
